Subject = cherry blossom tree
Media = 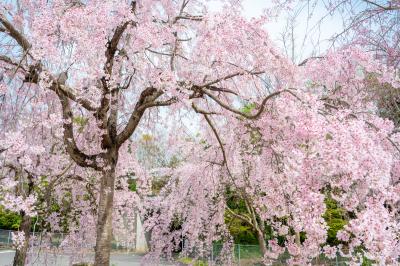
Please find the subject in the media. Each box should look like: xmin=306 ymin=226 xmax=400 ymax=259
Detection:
xmin=271 ymin=0 xmax=400 ymax=65
xmin=1 ymin=0 xmax=400 ymax=265
xmin=0 ymin=68 xmax=102 ymax=265
xmin=0 ymin=0 xmax=300 ymax=264
xmin=142 ymin=45 xmax=400 ymax=264
xmin=0 ymin=69 xmax=140 ymax=265
xmin=274 ymin=0 xmax=400 ymax=124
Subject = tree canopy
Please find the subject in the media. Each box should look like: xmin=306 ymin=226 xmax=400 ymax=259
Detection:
xmin=0 ymin=0 xmax=399 ymax=265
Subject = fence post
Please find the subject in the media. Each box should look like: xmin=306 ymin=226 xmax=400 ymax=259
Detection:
xmin=237 ymin=244 xmax=240 ymax=266
xmin=336 ymin=252 xmax=339 ymax=266
xmin=7 ymin=230 xmax=11 ymax=245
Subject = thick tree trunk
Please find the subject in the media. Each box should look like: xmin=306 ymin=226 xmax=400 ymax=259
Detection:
xmin=94 ymin=157 xmax=117 ymax=266
xmin=13 ymin=212 xmax=32 ymax=266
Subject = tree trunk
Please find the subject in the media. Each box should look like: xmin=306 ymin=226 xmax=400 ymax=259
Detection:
xmin=247 ymin=202 xmax=267 ymax=257
xmin=94 ymin=158 xmax=117 ymax=266
xmin=13 ymin=212 xmax=32 ymax=266
xmin=295 ymin=231 xmax=301 ymax=246
xmin=256 ymin=229 xmax=267 ymax=256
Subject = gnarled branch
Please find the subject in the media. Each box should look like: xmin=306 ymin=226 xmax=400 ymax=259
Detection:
xmin=203 ymin=89 xmax=297 ymax=119
xmin=56 ymin=88 xmax=102 ymax=170
xmin=116 ymin=87 xmax=163 ymax=146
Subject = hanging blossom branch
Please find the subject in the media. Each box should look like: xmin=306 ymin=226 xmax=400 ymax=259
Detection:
xmin=362 ymin=0 xmax=400 ymax=11
xmin=202 ymin=88 xmax=299 ymax=119
xmin=0 ymin=14 xmax=102 ymax=170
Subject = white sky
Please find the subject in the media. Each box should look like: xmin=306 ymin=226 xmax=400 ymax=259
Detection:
xmin=208 ymin=0 xmax=345 ymax=63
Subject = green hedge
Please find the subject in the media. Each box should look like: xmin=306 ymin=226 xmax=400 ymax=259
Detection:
xmin=0 ymin=206 xmax=21 ymax=230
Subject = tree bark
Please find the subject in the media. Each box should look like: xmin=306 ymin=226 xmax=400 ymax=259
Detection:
xmin=247 ymin=201 xmax=268 ymax=257
xmin=13 ymin=212 xmax=32 ymax=266
xmin=295 ymin=231 xmax=301 ymax=246
xmin=256 ymin=229 xmax=268 ymax=256
xmin=94 ymin=155 xmax=117 ymax=266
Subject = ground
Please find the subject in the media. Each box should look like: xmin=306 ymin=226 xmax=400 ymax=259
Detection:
xmin=0 ymin=250 xmax=175 ymax=266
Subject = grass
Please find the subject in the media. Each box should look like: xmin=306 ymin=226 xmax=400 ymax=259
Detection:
xmin=177 ymin=257 xmax=208 ymax=266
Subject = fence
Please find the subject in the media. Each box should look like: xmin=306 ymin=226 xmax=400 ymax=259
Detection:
xmin=182 ymin=243 xmax=350 ymax=266
xmin=0 ymin=229 xmax=352 ymax=265
xmin=0 ymin=229 xmax=73 ymax=250
xmin=0 ymin=229 xmax=134 ymax=251
xmin=0 ymin=229 xmax=12 ymax=246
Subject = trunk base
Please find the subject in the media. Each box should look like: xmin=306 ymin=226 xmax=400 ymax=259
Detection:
xmin=13 ymin=213 xmax=32 ymax=266
xmin=94 ymin=162 xmax=116 ymax=266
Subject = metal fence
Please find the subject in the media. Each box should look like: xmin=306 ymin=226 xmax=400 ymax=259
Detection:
xmin=0 ymin=228 xmax=12 ymax=246
xmin=183 ymin=244 xmax=350 ymax=266
xmin=0 ymin=229 xmax=134 ymax=251
xmin=0 ymin=229 xmax=352 ymax=265
xmin=0 ymin=229 xmax=73 ymax=249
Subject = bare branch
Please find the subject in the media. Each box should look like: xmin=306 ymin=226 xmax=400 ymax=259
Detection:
xmin=362 ymin=0 xmax=400 ymax=11
xmin=98 ymin=2 xmax=138 ymax=134
xmin=226 ymin=206 xmax=254 ymax=227
xmin=23 ymin=64 xmax=97 ymax=111
xmin=205 ymin=85 xmax=238 ymax=96
xmin=202 ymin=113 xmax=227 ymax=165
xmin=116 ymin=87 xmax=163 ymax=146
xmin=0 ymin=55 xmax=26 ymax=70
xmin=192 ymin=103 xmax=221 ymax=115
xmin=145 ymin=48 xmax=188 ymax=60
xmin=201 ymin=71 xmax=264 ymax=87
xmin=203 ymin=89 xmax=297 ymax=119
xmin=298 ymin=56 xmax=324 ymax=66
xmin=64 ymin=174 xmax=84 ymax=182
xmin=56 ymin=84 xmax=97 ymax=112
xmin=144 ymin=97 xmax=178 ymax=108
xmin=174 ymin=15 xmax=203 ymax=22
xmin=0 ymin=15 xmax=31 ymax=52
xmin=56 ymin=90 xmax=102 ymax=170
xmin=104 ymin=21 xmax=131 ymax=76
